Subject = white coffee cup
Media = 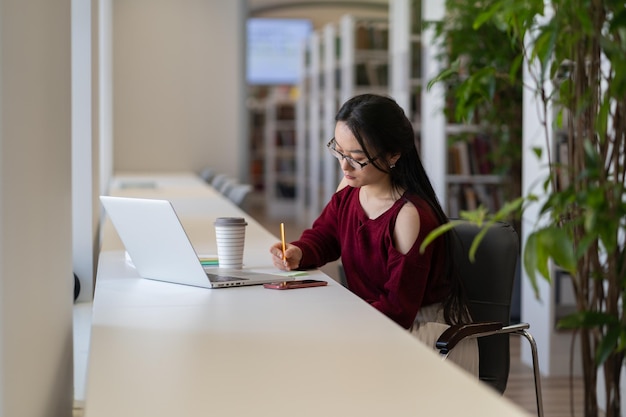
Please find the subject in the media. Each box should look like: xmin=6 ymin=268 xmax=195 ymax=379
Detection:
xmin=214 ymin=217 xmax=248 ymax=269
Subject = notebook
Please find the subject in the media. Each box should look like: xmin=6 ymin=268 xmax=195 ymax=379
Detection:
xmin=99 ymin=195 xmax=295 ymax=288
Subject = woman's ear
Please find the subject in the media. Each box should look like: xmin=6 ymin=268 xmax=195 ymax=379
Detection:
xmin=389 ymin=154 xmax=401 ymax=167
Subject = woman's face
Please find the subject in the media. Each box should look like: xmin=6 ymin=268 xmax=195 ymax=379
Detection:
xmin=332 ymin=121 xmax=389 ymax=188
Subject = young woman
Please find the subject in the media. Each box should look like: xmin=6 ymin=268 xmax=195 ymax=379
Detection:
xmin=269 ymin=94 xmax=478 ymax=375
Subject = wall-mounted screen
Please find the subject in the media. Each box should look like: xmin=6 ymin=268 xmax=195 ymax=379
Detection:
xmin=246 ymin=18 xmax=313 ymax=85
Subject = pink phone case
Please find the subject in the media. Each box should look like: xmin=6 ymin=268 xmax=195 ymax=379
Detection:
xmin=263 ymin=279 xmax=328 ymax=290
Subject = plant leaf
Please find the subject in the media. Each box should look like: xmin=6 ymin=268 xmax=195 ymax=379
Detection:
xmin=492 ymin=196 xmax=525 ymax=221
xmin=557 ymin=310 xmax=619 ymax=329
xmin=426 ymin=61 xmax=460 ymax=92
xmin=459 ymin=206 xmax=488 ymax=225
xmin=538 ymin=226 xmax=577 ymax=275
xmin=468 ymin=225 xmax=491 ymax=262
xmin=523 ymin=232 xmax=542 ymax=300
xmin=596 ymin=326 xmax=621 ymax=366
xmin=419 ymin=220 xmax=465 ymax=254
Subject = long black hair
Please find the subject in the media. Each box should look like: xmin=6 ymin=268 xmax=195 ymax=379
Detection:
xmin=335 ymin=94 xmax=471 ymax=325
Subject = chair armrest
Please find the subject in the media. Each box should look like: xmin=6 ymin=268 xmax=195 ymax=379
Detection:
xmin=436 ymin=322 xmax=503 ymax=353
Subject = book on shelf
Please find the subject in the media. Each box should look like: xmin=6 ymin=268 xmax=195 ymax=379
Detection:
xmin=355 ymin=61 xmax=389 ymax=87
xmin=470 ymin=134 xmax=493 ymax=175
xmin=355 ymin=22 xmax=389 ymax=50
xmin=447 ymin=134 xmax=503 ymax=216
xmin=411 ymin=41 xmax=422 ymax=80
xmin=276 ymin=104 xmax=295 ymax=120
xmin=275 ymin=157 xmax=296 ymax=173
xmin=276 ymin=130 xmax=296 ymax=147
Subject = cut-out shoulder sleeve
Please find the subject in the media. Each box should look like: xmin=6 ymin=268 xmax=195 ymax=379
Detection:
xmin=392 ymin=201 xmax=420 ymax=255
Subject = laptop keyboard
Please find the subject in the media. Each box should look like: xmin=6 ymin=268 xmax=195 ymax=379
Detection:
xmin=206 ymin=273 xmax=248 ymax=283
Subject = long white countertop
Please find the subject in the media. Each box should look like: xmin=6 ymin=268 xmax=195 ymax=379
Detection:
xmin=84 ymin=172 xmax=530 ymax=417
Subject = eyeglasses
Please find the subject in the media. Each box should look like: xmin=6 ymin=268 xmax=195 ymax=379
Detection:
xmin=326 ymin=138 xmax=377 ymax=170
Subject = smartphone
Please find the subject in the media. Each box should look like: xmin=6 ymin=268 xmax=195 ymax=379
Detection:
xmin=263 ymin=279 xmax=328 ymax=290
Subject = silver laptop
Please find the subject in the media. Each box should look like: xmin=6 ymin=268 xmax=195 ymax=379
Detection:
xmin=100 ymin=195 xmax=294 ymax=288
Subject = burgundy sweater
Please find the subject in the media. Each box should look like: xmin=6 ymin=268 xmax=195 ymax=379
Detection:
xmin=292 ymin=186 xmax=450 ymax=329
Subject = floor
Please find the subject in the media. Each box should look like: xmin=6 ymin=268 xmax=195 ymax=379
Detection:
xmin=72 ymin=195 xmax=586 ymax=417
xmin=505 ymin=337 xmax=584 ymax=416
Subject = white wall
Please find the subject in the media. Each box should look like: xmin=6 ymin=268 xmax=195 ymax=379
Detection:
xmin=0 ymin=0 xmax=74 ymax=415
xmin=112 ymin=0 xmax=247 ymax=180
xmin=98 ymin=0 xmax=114 ymax=197
xmin=72 ymin=0 xmax=99 ymax=302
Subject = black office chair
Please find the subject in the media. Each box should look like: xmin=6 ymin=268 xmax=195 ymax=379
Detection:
xmin=435 ymin=221 xmax=544 ymax=417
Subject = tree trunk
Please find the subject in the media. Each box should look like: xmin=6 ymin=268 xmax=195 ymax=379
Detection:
xmin=581 ymin=328 xmax=599 ymax=416
xmin=603 ymin=351 xmax=623 ymax=417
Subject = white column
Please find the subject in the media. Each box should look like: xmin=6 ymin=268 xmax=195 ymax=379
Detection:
xmin=307 ymin=33 xmax=322 ymax=222
xmin=520 ymin=55 xmax=554 ymax=374
xmin=339 ymin=15 xmax=355 ymax=104
xmin=98 ymin=0 xmax=114 ymax=197
xmin=295 ymin=39 xmax=308 ymax=220
xmin=322 ymin=23 xmax=339 ymax=203
xmin=72 ymin=0 xmax=97 ymax=302
xmin=389 ymin=0 xmax=411 ymax=114
xmin=420 ymin=0 xmax=447 ymax=209
xmin=0 ymin=0 xmax=74 ymax=415
xmin=518 ymin=2 xmax=578 ymax=377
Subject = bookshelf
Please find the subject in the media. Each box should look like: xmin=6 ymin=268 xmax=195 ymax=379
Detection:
xmin=294 ymin=38 xmax=309 ymax=221
xmin=389 ymin=0 xmax=578 ymax=377
xmin=406 ymin=0 xmax=506 ymax=217
xmin=300 ymin=31 xmax=323 ymax=224
xmin=292 ymin=1 xmax=509 ymax=221
xmin=321 ymin=24 xmax=341 ymax=209
xmin=263 ymin=87 xmax=300 ymax=219
xmin=247 ymin=87 xmax=268 ymax=192
xmin=297 ymin=15 xmax=391 ymax=224
xmin=445 ymin=125 xmax=505 ymax=217
xmin=339 ymin=15 xmax=389 ymax=103
xmin=299 ymin=23 xmax=343 ymax=224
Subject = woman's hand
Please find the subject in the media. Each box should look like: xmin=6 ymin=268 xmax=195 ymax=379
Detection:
xmin=270 ymin=242 xmax=303 ymax=271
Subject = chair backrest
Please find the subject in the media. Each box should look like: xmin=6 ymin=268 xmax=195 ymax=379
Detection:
xmin=452 ymin=221 xmax=519 ymax=394
xmin=211 ymin=174 xmax=230 ymax=192
xmin=219 ymin=178 xmax=237 ymax=196
xmin=200 ymin=168 xmax=215 ymax=183
xmin=226 ymin=183 xmax=253 ymax=207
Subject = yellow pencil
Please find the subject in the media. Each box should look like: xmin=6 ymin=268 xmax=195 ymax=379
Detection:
xmin=280 ymin=222 xmax=286 ymax=260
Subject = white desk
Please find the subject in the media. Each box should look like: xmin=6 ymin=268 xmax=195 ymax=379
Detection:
xmin=84 ymin=173 xmax=530 ymax=417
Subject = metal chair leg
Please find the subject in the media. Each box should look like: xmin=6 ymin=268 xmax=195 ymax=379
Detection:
xmin=514 ymin=329 xmax=544 ymax=417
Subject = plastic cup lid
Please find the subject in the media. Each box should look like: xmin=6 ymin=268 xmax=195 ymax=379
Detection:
xmin=214 ymin=217 xmax=247 ymax=226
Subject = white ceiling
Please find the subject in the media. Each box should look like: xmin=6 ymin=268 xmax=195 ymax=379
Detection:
xmin=247 ymin=0 xmax=389 ymax=29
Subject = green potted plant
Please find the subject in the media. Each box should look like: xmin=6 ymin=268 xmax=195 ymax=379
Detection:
xmin=425 ymin=1 xmax=626 ymax=416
